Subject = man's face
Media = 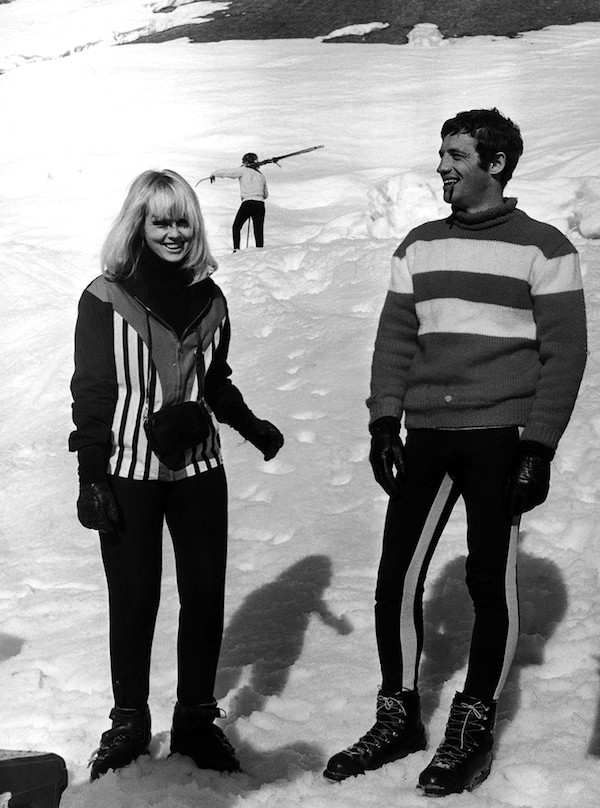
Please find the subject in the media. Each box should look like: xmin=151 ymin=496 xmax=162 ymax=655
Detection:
xmin=437 ymin=132 xmax=499 ymax=213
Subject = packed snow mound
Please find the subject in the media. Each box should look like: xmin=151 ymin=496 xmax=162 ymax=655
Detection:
xmin=367 ymin=173 xmax=444 ymax=239
xmin=571 ymin=178 xmax=600 ymax=238
xmin=407 ymin=23 xmax=446 ymax=46
xmin=367 ymin=173 xmax=600 ymax=241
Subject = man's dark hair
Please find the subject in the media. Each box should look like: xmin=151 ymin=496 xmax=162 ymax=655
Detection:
xmin=441 ymin=108 xmax=523 ymax=188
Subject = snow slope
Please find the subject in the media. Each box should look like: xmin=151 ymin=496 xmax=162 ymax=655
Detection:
xmin=0 ymin=0 xmax=226 ymax=72
xmin=0 ymin=8 xmax=600 ymax=807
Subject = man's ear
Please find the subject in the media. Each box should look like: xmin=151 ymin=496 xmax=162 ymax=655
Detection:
xmin=489 ymin=151 xmax=507 ymax=177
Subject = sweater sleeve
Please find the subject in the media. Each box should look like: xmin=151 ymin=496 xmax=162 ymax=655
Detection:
xmin=521 ymin=244 xmax=587 ymax=448
xmin=212 ymin=168 xmax=244 ymax=179
xmin=68 ymin=287 xmax=118 ymax=482
xmin=366 ymin=250 xmax=420 ymax=423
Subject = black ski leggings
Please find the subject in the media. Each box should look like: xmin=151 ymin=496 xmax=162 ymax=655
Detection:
xmin=100 ymin=467 xmax=228 ymax=709
xmin=375 ymin=428 xmax=520 ymax=701
xmin=232 ymin=200 xmax=265 ymax=249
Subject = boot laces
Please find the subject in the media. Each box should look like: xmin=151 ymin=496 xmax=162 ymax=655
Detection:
xmin=344 ymin=695 xmax=408 ymax=758
xmin=431 ymin=700 xmax=489 ymax=768
xmin=88 ymin=724 xmax=146 ymax=767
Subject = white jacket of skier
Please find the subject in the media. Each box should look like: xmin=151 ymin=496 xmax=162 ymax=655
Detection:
xmin=212 ymin=165 xmax=268 ymax=202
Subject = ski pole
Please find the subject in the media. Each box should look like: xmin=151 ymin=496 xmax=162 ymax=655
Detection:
xmin=194 ymin=176 xmax=215 ymax=188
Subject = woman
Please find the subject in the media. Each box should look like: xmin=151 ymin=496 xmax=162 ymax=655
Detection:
xmin=69 ymin=169 xmax=283 ymax=780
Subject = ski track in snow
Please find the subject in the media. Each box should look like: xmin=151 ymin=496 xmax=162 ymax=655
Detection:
xmin=0 ymin=15 xmax=600 ymax=808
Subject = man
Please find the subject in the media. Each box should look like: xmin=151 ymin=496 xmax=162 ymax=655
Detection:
xmin=323 ymin=108 xmax=587 ymax=795
xmin=211 ymin=152 xmax=268 ymax=252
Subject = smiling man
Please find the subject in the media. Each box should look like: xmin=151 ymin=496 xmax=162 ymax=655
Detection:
xmin=324 ymin=108 xmax=587 ymax=795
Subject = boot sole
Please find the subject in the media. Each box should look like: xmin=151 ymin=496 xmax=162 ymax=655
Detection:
xmin=418 ymin=761 xmax=492 ymax=797
xmin=90 ymin=747 xmax=150 ymax=781
xmin=169 ymin=751 xmax=241 ymax=774
xmin=323 ymin=741 xmax=426 ymax=782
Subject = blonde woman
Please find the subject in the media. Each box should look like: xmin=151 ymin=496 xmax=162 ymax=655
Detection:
xmin=69 ymin=169 xmax=283 ymax=780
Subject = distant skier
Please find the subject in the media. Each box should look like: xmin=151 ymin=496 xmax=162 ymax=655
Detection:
xmin=211 ymin=152 xmax=268 ymax=252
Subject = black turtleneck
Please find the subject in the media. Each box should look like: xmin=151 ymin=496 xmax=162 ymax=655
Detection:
xmin=124 ymin=248 xmax=212 ymax=338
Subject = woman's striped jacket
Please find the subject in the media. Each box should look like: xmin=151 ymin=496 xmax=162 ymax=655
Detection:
xmin=70 ymin=274 xmax=244 ymax=482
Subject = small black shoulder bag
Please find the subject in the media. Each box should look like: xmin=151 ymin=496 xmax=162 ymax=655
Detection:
xmin=144 ymin=328 xmax=213 ymax=470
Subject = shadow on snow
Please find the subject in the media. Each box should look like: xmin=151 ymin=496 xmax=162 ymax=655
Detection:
xmin=419 ymin=537 xmax=568 ymax=745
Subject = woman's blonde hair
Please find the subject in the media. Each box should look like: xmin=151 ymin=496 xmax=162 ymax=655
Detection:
xmin=101 ymin=169 xmax=218 ymax=280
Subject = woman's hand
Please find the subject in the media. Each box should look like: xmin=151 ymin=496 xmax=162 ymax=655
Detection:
xmin=236 ymin=411 xmax=284 ymax=460
xmin=77 ymin=481 xmax=118 ymax=532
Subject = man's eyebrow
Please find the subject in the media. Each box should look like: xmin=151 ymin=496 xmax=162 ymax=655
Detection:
xmin=439 ymin=147 xmax=469 ymax=157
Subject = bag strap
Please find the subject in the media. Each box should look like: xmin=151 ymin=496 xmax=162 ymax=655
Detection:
xmin=144 ymin=310 xmax=153 ymax=420
xmin=194 ymin=327 xmax=206 ymax=399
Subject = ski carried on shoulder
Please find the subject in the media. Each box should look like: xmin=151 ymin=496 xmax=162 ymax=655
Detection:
xmin=256 ymin=144 xmax=324 ymax=167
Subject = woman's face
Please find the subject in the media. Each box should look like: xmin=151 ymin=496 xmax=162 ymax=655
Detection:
xmin=144 ymin=210 xmax=193 ymax=263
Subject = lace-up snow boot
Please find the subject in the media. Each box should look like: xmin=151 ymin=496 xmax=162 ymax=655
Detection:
xmin=89 ymin=705 xmax=151 ymax=781
xmin=418 ymin=692 xmax=496 ymax=796
xmin=170 ymin=701 xmax=241 ymax=772
xmin=323 ymin=689 xmax=426 ymax=781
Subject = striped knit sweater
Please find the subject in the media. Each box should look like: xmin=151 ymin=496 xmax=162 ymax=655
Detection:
xmin=367 ymin=199 xmax=587 ymax=450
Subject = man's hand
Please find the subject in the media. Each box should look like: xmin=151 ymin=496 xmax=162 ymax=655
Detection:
xmin=505 ymin=441 xmax=554 ymax=518
xmin=369 ymin=417 xmax=406 ymax=499
xmin=77 ymin=481 xmax=118 ymax=532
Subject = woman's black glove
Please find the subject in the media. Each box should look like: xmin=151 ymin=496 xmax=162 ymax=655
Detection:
xmin=235 ymin=411 xmax=284 ymax=461
xmin=77 ymin=481 xmax=118 ymax=531
xmin=505 ymin=441 xmax=554 ymax=518
xmin=369 ymin=416 xmax=406 ymax=500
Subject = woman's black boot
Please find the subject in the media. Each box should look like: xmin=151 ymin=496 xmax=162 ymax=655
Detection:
xmin=89 ymin=705 xmax=151 ymax=781
xmin=170 ymin=701 xmax=241 ymax=772
xmin=323 ymin=689 xmax=426 ymax=781
xmin=418 ymin=692 xmax=496 ymax=796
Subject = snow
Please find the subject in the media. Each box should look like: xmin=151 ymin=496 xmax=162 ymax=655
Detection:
xmin=322 ymin=22 xmax=390 ymax=41
xmin=1 ymin=3 xmax=600 ymax=806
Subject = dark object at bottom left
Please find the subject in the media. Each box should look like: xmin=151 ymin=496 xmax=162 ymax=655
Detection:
xmin=0 ymin=750 xmax=68 ymax=808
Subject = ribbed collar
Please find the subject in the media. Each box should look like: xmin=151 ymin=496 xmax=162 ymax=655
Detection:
xmin=448 ymin=197 xmax=518 ymax=230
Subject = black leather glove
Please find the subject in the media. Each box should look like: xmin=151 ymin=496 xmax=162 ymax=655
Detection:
xmin=77 ymin=481 xmax=118 ymax=532
xmin=236 ymin=412 xmax=284 ymax=461
xmin=505 ymin=441 xmax=554 ymax=518
xmin=369 ymin=417 xmax=407 ymax=500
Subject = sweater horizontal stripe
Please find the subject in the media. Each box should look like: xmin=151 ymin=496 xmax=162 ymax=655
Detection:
xmin=414 ymin=271 xmax=533 ymax=309
xmin=391 ymin=239 xmax=582 ymax=295
xmin=416 ymin=297 xmax=537 ymax=340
